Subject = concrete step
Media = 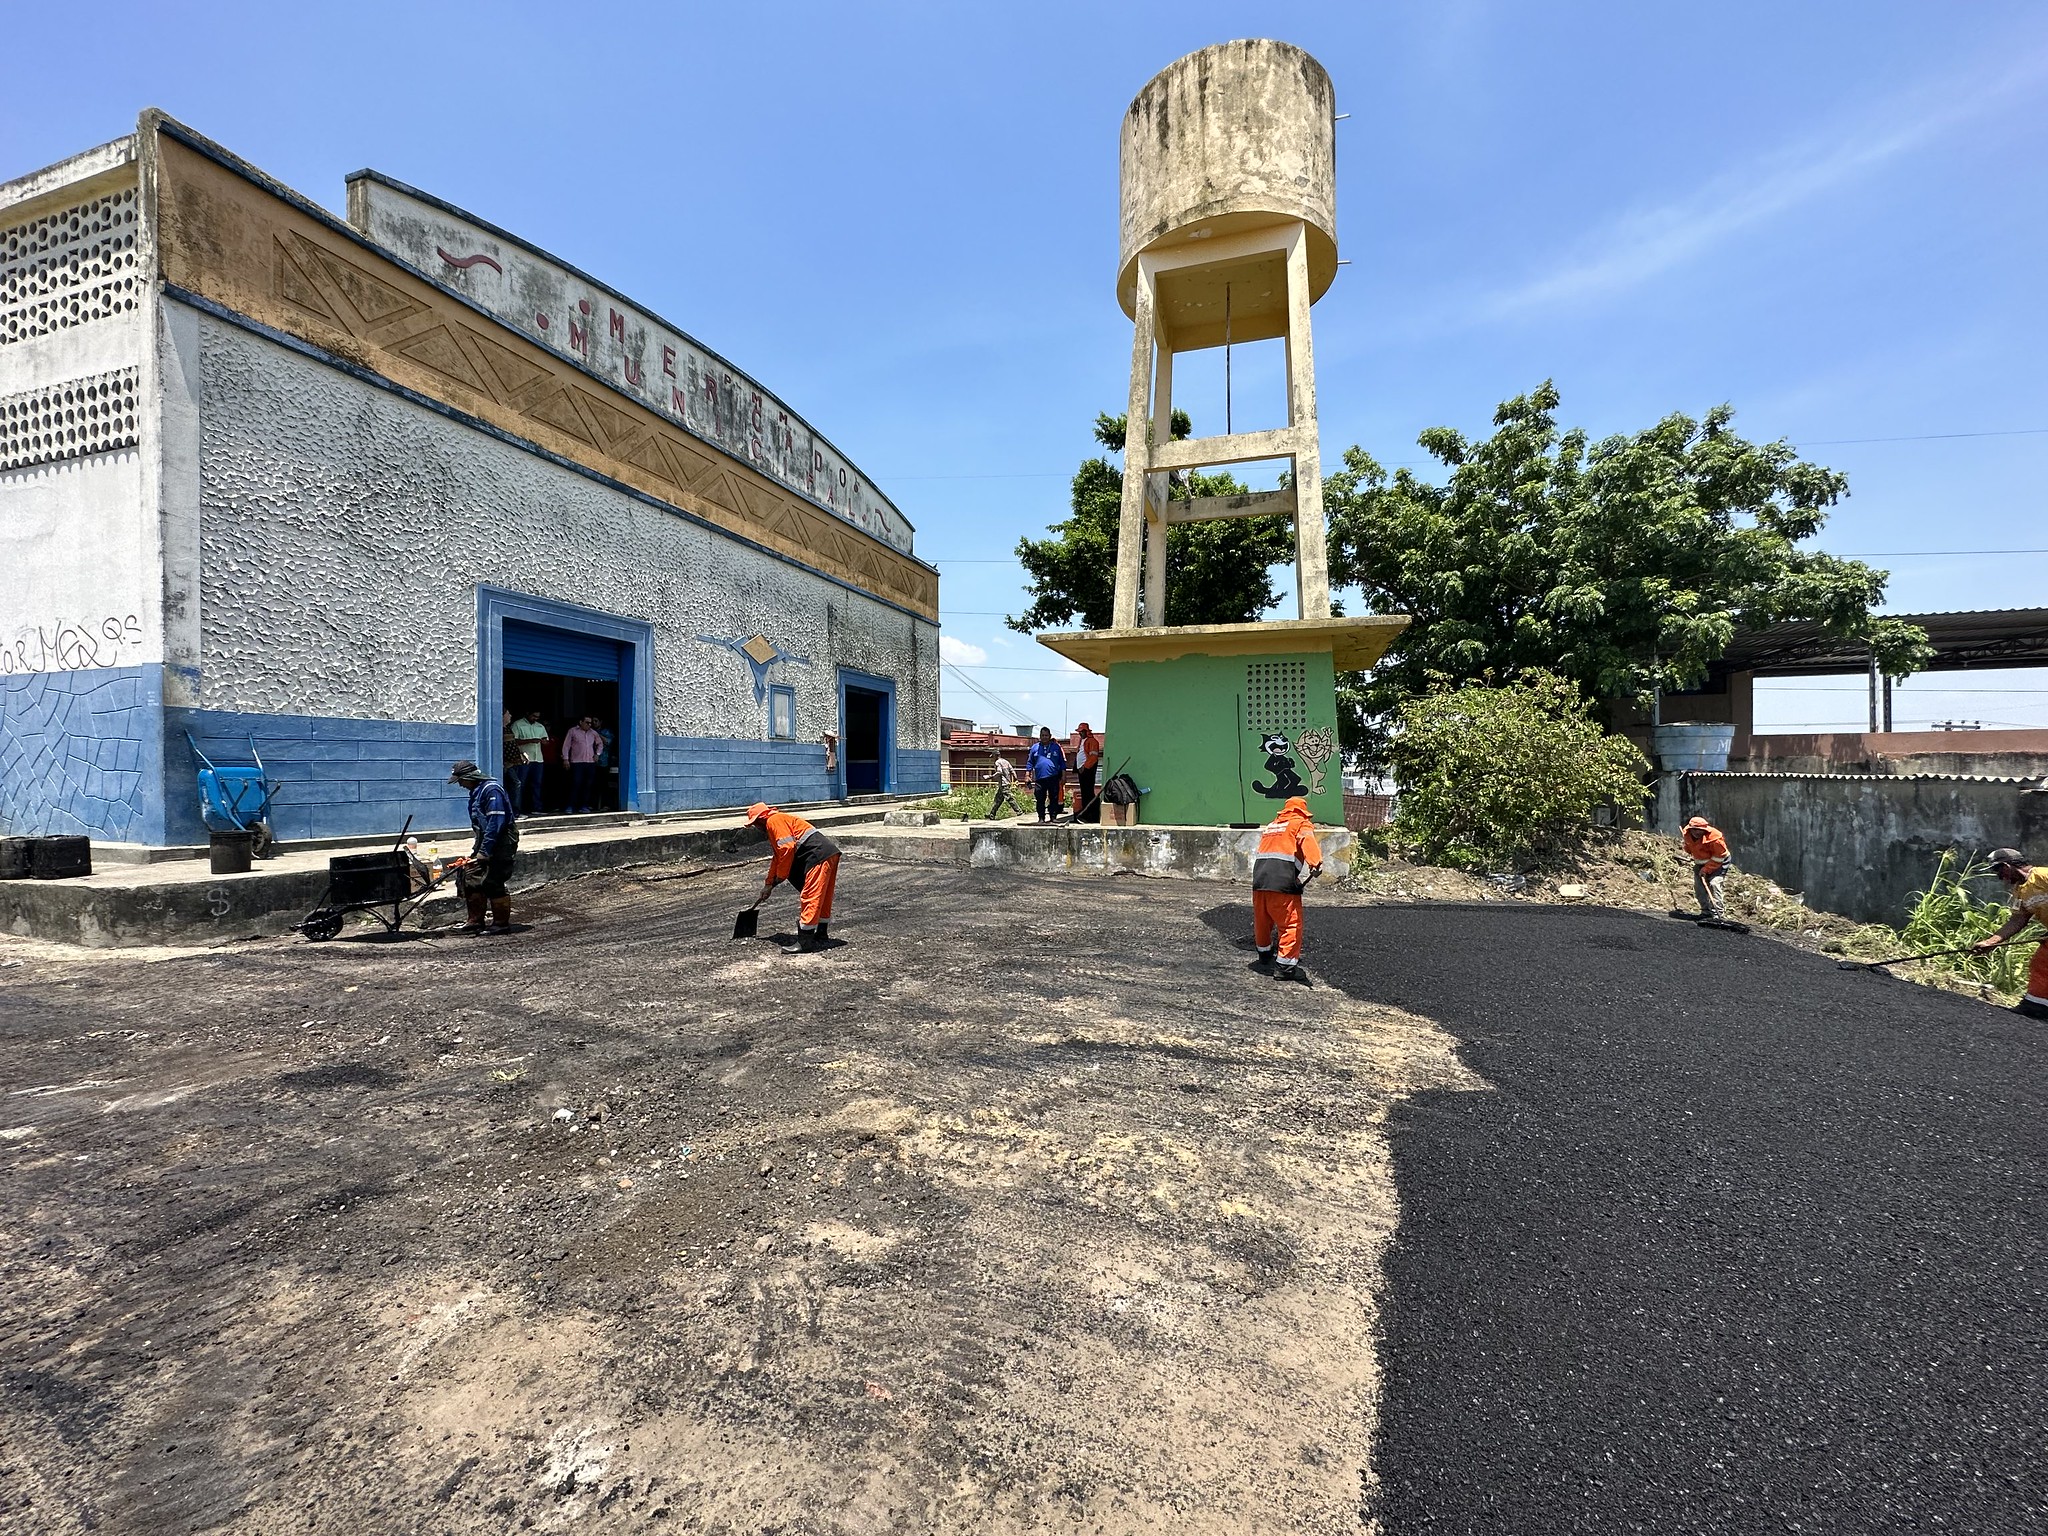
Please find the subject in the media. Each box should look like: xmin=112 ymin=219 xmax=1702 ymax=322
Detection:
xmin=0 ymin=801 xmax=907 ymax=948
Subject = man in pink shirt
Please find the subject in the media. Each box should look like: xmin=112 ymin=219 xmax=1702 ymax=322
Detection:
xmin=562 ymin=716 xmax=604 ymax=812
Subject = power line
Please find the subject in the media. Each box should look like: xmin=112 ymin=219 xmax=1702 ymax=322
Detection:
xmin=1803 ymin=428 xmax=2048 ymax=446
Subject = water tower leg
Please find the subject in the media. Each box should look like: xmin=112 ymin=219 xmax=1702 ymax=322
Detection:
xmin=1142 ymin=337 xmax=1174 ymax=624
xmin=1114 ymin=265 xmax=1158 ymax=629
xmin=1283 ymin=225 xmax=1331 ymax=620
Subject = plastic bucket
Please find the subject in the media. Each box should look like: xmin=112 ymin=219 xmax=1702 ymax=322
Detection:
xmin=209 ymin=830 xmax=255 ymax=875
xmin=1652 ymin=723 xmax=1737 ymax=772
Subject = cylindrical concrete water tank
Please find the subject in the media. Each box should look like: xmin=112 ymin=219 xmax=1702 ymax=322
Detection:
xmin=1117 ymin=38 xmax=1338 ymax=322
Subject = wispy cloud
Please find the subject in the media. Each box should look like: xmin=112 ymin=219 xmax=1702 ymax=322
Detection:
xmin=1467 ymin=44 xmax=2048 ymax=323
xmin=940 ymin=635 xmax=988 ymax=666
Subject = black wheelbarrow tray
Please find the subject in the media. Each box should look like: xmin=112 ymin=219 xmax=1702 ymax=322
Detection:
xmin=295 ymin=819 xmax=468 ymax=941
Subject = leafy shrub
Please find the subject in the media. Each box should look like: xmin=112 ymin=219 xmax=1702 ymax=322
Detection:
xmin=1388 ymin=671 xmax=1649 ymax=870
xmin=912 ymin=784 xmax=1012 ymax=820
xmin=1898 ymin=852 xmax=2037 ymax=997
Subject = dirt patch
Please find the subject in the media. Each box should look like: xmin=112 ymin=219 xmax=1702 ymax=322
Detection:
xmin=0 ymin=863 xmax=1479 ymax=1534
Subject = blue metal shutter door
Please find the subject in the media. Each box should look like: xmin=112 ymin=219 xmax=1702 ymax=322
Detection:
xmin=502 ymin=620 xmax=624 ymax=679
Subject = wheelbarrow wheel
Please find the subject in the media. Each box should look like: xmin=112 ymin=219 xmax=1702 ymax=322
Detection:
xmin=301 ymin=910 xmax=345 ymax=942
xmin=249 ymin=821 xmax=274 ymax=859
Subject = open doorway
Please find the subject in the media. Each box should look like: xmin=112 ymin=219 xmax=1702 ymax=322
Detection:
xmin=842 ymin=682 xmax=889 ymax=795
xmin=502 ymin=669 xmax=620 ymax=813
xmin=500 ymin=618 xmax=630 ymax=816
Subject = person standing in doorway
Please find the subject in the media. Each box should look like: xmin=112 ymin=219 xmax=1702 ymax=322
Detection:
xmin=563 ymin=716 xmax=603 ymax=813
xmin=510 ymin=710 xmax=550 ymax=816
xmin=987 ymin=751 xmax=1025 ymax=820
xmin=1071 ymin=722 xmax=1103 ymax=824
xmin=1027 ymin=727 xmax=1066 ymax=823
xmin=594 ymin=718 xmax=617 ymax=811
xmin=500 ymin=708 xmax=523 ymax=813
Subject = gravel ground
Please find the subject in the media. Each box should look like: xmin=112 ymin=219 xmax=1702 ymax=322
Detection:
xmin=1304 ymin=901 xmax=2048 ymax=1535
xmin=0 ymin=861 xmax=1471 ymax=1535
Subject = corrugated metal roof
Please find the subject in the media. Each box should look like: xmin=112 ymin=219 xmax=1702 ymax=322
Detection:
xmin=1716 ymin=609 xmax=2048 ymax=678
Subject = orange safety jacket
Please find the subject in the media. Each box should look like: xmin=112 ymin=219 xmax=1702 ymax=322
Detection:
xmin=1251 ymin=799 xmax=1323 ymax=894
xmin=762 ymin=809 xmax=839 ymax=887
xmin=1683 ymin=824 xmax=1730 ymax=873
xmin=1072 ymin=730 xmax=1102 ymax=773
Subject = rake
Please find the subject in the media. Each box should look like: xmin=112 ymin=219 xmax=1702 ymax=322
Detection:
xmin=1836 ymin=937 xmax=2027 ymax=971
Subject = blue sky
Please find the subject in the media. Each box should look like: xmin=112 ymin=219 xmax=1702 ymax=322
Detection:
xmin=7 ymin=2 xmax=2046 ymax=735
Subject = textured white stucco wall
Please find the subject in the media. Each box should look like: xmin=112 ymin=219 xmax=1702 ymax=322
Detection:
xmin=191 ymin=306 xmax=936 ymax=745
xmin=0 ymin=313 xmax=157 ymax=675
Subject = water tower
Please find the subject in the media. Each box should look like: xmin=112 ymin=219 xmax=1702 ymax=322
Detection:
xmin=1038 ymin=39 xmax=1407 ymax=825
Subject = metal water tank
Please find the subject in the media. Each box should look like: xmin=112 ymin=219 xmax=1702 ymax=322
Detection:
xmin=1117 ymin=38 xmax=1339 ymax=327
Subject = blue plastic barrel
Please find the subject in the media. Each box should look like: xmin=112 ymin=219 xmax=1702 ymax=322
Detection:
xmin=1651 ymin=723 xmax=1737 ymax=772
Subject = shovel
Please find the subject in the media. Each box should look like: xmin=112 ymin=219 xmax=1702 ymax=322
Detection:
xmin=1837 ymin=937 xmax=2023 ymax=971
xmin=732 ymin=906 xmax=759 ymax=940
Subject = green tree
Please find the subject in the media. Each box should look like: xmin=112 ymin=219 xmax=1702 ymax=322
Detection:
xmin=1388 ymin=671 xmax=1651 ymax=870
xmin=1325 ymin=383 xmax=1932 ymax=764
xmin=1008 ymin=412 xmax=1297 ymax=632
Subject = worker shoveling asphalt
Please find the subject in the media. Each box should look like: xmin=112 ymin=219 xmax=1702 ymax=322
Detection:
xmin=743 ymin=802 xmax=843 ymax=953
xmin=1971 ymin=847 xmax=2048 ymax=1018
xmin=1672 ymin=815 xmax=1749 ymax=933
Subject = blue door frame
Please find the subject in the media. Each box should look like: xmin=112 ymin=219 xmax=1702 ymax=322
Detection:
xmin=836 ymin=668 xmax=895 ymax=796
xmin=477 ymin=587 xmax=656 ymax=810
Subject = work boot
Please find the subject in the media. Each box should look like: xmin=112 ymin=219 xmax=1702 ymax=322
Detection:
xmin=2013 ymin=998 xmax=2048 ymax=1021
xmin=816 ymin=923 xmax=831 ymax=946
xmin=463 ymin=895 xmax=487 ymax=935
xmin=1248 ymin=949 xmax=1276 ymax=974
xmin=794 ymin=929 xmax=822 ymax=954
xmin=1276 ymin=963 xmax=1312 ymax=987
xmin=488 ymin=898 xmax=512 ymax=934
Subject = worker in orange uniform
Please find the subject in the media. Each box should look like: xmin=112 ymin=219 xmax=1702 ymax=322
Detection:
xmin=1973 ymin=848 xmax=2048 ymax=1019
xmin=746 ymin=803 xmax=843 ymax=953
xmin=1071 ymin=722 xmax=1104 ymax=823
xmin=1681 ymin=816 xmax=1731 ymax=921
xmin=1250 ymin=795 xmax=1323 ymax=986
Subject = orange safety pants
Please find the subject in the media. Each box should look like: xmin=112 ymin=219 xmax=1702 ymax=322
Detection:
xmin=799 ymin=855 xmax=840 ymax=931
xmin=2027 ymin=937 xmax=2048 ymax=1004
xmin=1253 ymin=890 xmax=1304 ymax=963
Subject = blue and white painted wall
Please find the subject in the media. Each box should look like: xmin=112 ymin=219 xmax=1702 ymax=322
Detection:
xmin=2 ymin=147 xmax=938 ymax=847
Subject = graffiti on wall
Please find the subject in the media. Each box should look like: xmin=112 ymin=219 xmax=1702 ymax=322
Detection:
xmin=1 ymin=614 xmax=145 ymax=675
xmin=1248 ymin=727 xmax=1338 ymax=800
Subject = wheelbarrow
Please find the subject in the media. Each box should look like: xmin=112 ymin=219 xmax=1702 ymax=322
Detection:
xmin=186 ymin=731 xmax=282 ymax=857
xmin=296 ymin=817 xmax=469 ymax=941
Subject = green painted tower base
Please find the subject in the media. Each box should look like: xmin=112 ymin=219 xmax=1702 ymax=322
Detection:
xmin=1037 ymin=616 xmax=1409 ymax=827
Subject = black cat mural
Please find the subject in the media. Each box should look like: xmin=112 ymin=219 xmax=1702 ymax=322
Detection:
xmin=1251 ymin=733 xmax=1306 ymax=799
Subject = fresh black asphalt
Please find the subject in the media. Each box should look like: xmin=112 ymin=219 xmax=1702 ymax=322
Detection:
xmin=1307 ymin=902 xmax=2045 ymax=1535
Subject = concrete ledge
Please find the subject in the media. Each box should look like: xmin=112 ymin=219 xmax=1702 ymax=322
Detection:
xmin=967 ymin=822 xmax=1354 ymax=881
xmin=0 ymin=803 xmax=901 ymax=948
xmin=833 ymin=825 xmax=970 ymax=867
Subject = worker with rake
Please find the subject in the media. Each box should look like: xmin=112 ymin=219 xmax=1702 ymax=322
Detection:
xmin=1682 ymin=816 xmax=1732 ymax=922
xmin=1973 ymin=848 xmax=2048 ymax=1019
xmin=1250 ymin=795 xmax=1323 ymax=986
xmin=746 ymin=803 xmax=842 ymax=954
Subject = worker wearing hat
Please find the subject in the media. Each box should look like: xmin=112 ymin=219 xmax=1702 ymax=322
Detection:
xmin=746 ymin=803 xmax=843 ymax=953
xmin=448 ymin=759 xmax=519 ymax=934
xmin=1682 ymin=816 xmax=1731 ymax=921
xmin=1250 ymin=795 xmax=1323 ymax=985
xmin=1973 ymin=848 xmax=2048 ymax=1018
xmin=1071 ymin=722 xmax=1103 ymax=824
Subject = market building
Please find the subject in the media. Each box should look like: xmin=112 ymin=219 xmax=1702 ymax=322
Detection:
xmin=0 ymin=112 xmax=940 ymax=847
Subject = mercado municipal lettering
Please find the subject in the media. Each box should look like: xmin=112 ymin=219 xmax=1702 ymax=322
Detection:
xmin=0 ymin=112 xmax=939 ymax=848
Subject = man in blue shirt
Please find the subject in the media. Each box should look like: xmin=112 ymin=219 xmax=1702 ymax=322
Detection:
xmin=1027 ymin=727 xmax=1067 ymax=823
xmin=449 ymin=759 xmax=520 ymax=934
